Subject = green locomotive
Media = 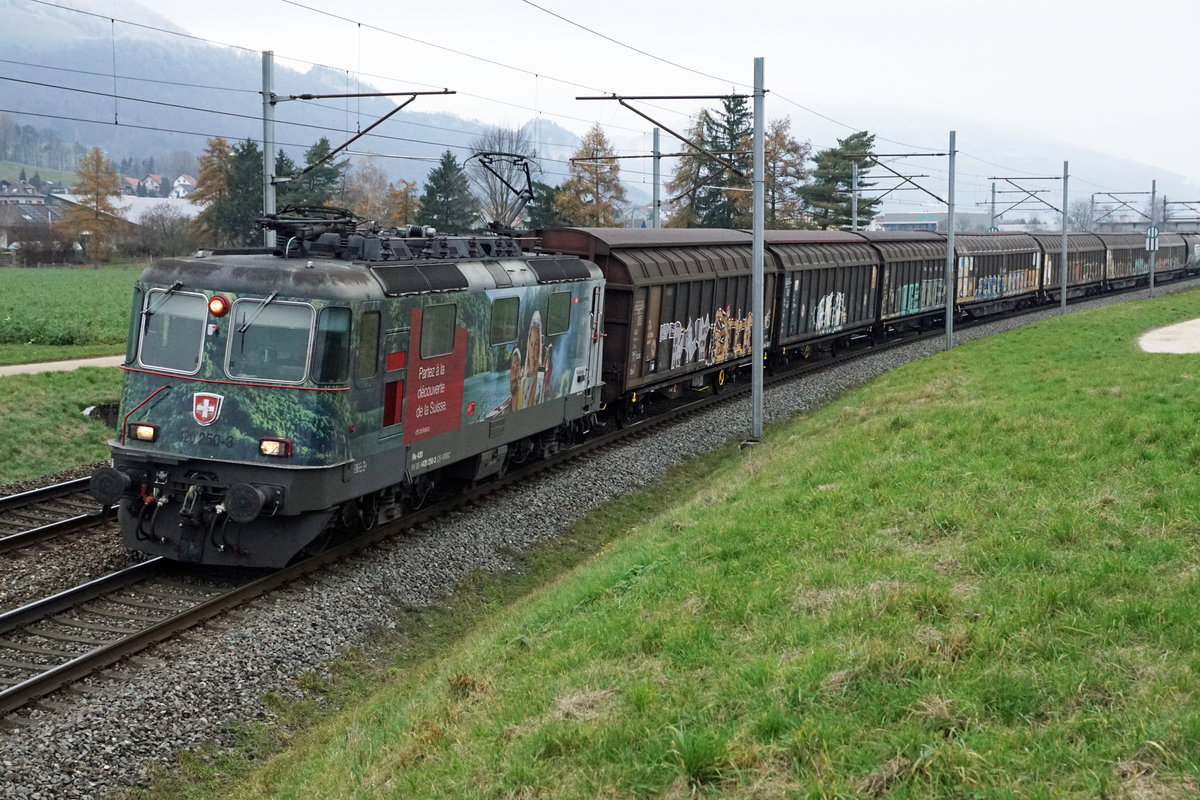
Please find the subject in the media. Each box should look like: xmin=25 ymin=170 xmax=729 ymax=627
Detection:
xmin=91 ymin=209 xmax=605 ymax=567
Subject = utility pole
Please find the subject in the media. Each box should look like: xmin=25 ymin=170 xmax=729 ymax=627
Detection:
xmin=750 ymin=57 xmax=765 ymax=441
xmin=652 ymin=128 xmax=660 ymax=229
xmin=1149 ymin=179 xmax=1157 ymax=296
xmin=990 ymin=182 xmax=996 ymax=228
xmin=944 ymin=130 xmax=956 ymax=351
xmin=1060 ymin=161 xmax=1068 ymax=313
xmin=261 ymin=51 xmax=276 ymax=248
xmin=851 ymin=162 xmax=858 ymax=231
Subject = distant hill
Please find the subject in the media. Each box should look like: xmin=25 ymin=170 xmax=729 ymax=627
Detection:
xmin=1 ymin=0 xmax=580 ymax=189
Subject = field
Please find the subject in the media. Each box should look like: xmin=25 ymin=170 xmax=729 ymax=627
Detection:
xmin=131 ymin=289 xmax=1200 ymax=799
xmin=0 ymin=264 xmax=139 ymax=364
xmin=0 ymin=160 xmax=76 ymax=188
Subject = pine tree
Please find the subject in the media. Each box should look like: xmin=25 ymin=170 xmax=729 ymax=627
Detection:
xmin=417 ymin=151 xmax=479 ymax=234
xmin=387 ymin=179 xmax=421 ymax=226
xmin=554 ymin=124 xmax=627 ymax=227
xmin=698 ymin=96 xmax=752 ymax=228
xmin=665 ymin=98 xmax=753 ymax=228
xmin=798 ymin=131 xmax=879 ymax=230
xmin=664 ymin=113 xmax=710 ymax=228
xmin=526 ymin=182 xmax=564 ymax=230
xmin=278 ymin=138 xmax=348 ymax=208
xmin=60 ymin=146 xmax=123 ymax=260
xmin=227 ymin=138 xmax=264 ymax=245
xmin=190 ymin=138 xmax=264 ymax=246
xmin=191 ymin=137 xmax=235 ymax=246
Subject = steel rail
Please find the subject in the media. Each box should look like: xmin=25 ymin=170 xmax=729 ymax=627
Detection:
xmin=0 ymin=510 xmax=114 ymax=556
xmin=0 ymin=477 xmax=91 ymax=513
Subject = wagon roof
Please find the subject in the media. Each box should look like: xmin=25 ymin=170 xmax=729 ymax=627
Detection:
xmin=953 ymin=232 xmax=1040 ymax=255
xmin=759 ymin=230 xmax=868 ymax=244
xmin=1097 ymin=232 xmax=1184 ymax=246
xmin=1028 ymin=233 xmax=1105 ymax=252
xmin=853 ymin=231 xmax=945 ymax=243
xmin=542 ymin=227 xmax=752 ymax=255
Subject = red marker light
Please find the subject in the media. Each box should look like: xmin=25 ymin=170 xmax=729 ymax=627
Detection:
xmin=208 ymin=295 xmax=230 ymax=317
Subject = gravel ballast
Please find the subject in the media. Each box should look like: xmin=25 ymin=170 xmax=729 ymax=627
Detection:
xmin=0 ymin=285 xmax=1191 ymax=799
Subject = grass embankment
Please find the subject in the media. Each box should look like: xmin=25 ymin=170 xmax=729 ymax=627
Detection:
xmin=154 ymin=291 xmax=1200 ymax=798
xmin=0 ymin=369 xmax=123 ymax=483
xmin=0 ymin=264 xmax=138 ymax=365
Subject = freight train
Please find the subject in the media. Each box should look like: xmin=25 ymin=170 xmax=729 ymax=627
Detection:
xmin=90 ymin=208 xmax=1200 ymax=567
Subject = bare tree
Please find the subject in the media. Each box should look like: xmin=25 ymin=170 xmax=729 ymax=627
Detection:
xmin=1067 ymin=199 xmax=1095 ymax=232
xmin=127 ymin=203 xmax=198 ymax=258
xmin=467 ymin=127 xmax=539 ymax=226
xmin=341 ymin=157 xmax=392 ymax=225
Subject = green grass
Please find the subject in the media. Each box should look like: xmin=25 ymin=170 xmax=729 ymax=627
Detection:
xmin=0 ymin=160 xmax=77 ymax=187
xmin=0 ymin=264 xmax=139 ymax=362
xmin=145 ymin=291 xmax=1200 ymax=798
xmin=0 ymin=368 xmax=122 ymax=483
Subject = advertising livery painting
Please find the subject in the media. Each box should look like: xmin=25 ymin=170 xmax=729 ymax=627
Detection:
xmin=402 ymin=283 xmax=596 ymax=443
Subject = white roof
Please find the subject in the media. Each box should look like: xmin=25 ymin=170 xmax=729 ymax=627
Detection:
xmin=59 ymin=194 xmax=199 ymax=226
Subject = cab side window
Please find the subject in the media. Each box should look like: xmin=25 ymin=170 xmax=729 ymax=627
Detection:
xmin=490 ymin=297 xmax=519 ymax=345
xmin=421 ymin=304 xmax=456 ymax=359
xmin=547 ymin=291 xmax=571 ymax=336
xmin=313 ymin=306 xmax=352 ymax=384
xmin=357 ymin=310 xmax=381 ymax=379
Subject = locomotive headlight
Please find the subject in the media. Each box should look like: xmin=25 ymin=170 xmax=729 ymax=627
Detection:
xmin=260 ymin=437 xmax=293 ymax=457
xmin=129 ymin=423 xmax=159 ymax=442
xmin=208 ymin=295 xmax=230 ymax=317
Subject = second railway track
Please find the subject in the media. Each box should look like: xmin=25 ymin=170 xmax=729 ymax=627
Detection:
xmin=0 ymin=477 xmax=113 ymax=555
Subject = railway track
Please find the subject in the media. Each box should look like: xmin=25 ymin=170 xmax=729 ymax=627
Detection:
xmin=0 ymin=283 xmax=1179 ymax=718
xmin=0 ymin=359 xmax=763 ymax=717
xmin=0 ymin=477 xmax=112 ymax=555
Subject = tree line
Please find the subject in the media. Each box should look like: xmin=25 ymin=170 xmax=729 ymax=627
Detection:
xmin=11 ymin=101 xmax=890 ymax=265
xmin=182 ymin=98 xmax=885 ymax=242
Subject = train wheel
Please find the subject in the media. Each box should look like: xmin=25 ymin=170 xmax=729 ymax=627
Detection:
xmin=616 ymin=400 xmax=636 ymax=428
xmin=713 ymin=368 xmax=727 ymax=394
xmin=359 ymin=494 xmax=379 ymax=531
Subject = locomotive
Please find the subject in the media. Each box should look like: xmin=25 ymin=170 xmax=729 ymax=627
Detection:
xmin=90 ymin=208 xmax=605 ymax=567
xmin=92 ymin=208 xmax=1200 ymax=568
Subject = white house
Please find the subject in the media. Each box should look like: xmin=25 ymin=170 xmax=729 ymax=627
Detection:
xmin=170 ymin=174 xmax=196 ymax=198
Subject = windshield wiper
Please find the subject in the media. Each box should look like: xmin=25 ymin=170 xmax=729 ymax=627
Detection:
xmin=141 ymin=280 xmax=183 ymax=325
xmin=237 ymin=290 xmax=279 ymax=334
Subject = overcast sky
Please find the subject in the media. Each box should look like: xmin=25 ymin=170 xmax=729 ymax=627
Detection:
xmin=134 ymin=0 xmax=1200 ymax=211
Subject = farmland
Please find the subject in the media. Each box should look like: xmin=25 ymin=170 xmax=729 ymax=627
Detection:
xmin=0 ymin=264 xmax=138 ymax=364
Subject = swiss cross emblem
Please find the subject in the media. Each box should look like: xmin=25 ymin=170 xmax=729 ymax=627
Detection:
xmin=193 ymin=392 xmax=224 ymax=426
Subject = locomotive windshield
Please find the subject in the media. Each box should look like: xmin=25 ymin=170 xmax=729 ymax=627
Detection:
xmin=139 ymin=290 xmax=207 ymax=374
xmin=226 ymin=300 xmax=314 ymax=383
